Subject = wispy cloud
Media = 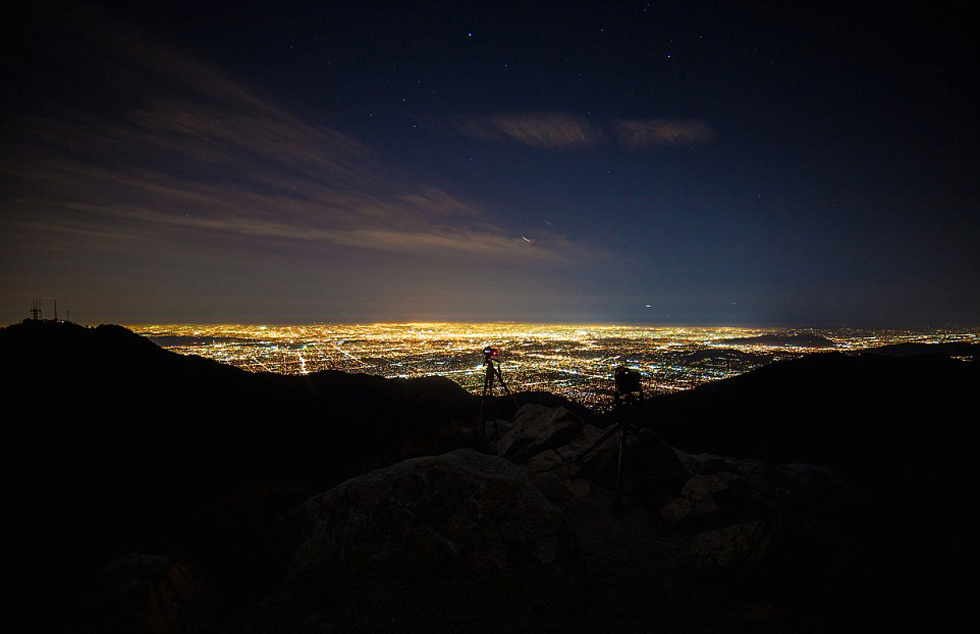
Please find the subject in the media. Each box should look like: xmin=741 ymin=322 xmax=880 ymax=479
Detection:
xmin=449 ymin=113 xmax=604 ymax=149
xmin=613 ymin=118 xmax=715 ymax=148
xmin=1 ymin=3 xmax=576 ymax=267
xmin=449 ymin=112 xmax=715 ymax=151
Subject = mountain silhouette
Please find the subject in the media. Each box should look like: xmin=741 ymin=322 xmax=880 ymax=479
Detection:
xmin=857 ymin=340 xmax=979 ymax=359
xmin=6 ymin=320 xmax=974 ymax=632
xmin=714 ymin=332 xmax=838 ymax=347
xmin=642 ymin=349 xmax=978 ymax=485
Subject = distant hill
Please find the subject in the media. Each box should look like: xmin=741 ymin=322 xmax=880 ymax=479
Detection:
xmin=3 ymin=319 xmax=479 ymax=474
xmin=857 ymin=341 xmax=980 ymax=359
xmin=674 ymin=347 xmax=773 ymax=363
xmin=715 ymin=332 xmax=838 ymax=347
xmin=642 ymin=349 xmax=978 ymax=487
xmin=145 ymin=334 xmax=248 ymax=346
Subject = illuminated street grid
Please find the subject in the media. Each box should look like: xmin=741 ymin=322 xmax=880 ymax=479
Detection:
xmin=130 ymin=324 xmax=979 ymax=409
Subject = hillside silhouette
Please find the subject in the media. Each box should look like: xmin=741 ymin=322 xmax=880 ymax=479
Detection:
xmin=714 ymin=332 xmax=838 ymax=348
xmin=5 ymin=320 xmax=974 ymax=633
xmin=643 ymin=349 xmax=979 ymax=484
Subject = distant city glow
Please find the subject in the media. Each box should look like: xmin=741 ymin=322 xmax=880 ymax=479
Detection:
xmin=129 ymin=324 xmax=979 ymax=409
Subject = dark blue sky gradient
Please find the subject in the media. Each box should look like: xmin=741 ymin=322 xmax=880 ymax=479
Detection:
xmin=2 ymin=1 xmax=977 ymax=325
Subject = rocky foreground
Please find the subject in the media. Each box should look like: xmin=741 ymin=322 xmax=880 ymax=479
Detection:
xmin=4 ymin=320 xmax=976 ymax=632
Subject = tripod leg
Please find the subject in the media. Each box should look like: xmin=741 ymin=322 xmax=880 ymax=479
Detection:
xmin=616 ymin=426 xmax=626 ymax=495
xmin=494 ymin=365 xmax=509 ymax=393
xmin=493 ymin=364 xmax=519 ymax=412
xmin=575 ymin=423 xmax=620 ymax=464
xmin=608 ymin=426 xmax=629 ymax=517
xmin=479 ymin=366 xmax=492 ymax=426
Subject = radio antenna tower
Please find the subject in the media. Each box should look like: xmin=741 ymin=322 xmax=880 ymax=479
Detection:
xmin=30 ymin=299 xmax=42 ymax=320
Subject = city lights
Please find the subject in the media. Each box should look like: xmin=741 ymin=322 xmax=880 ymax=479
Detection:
xmin=130 ymin=323 xmax=979 ymax=409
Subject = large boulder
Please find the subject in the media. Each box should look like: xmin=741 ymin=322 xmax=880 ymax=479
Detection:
xmin=497 ymin=405 xmax=686 ymax=508
xmin=688 ymin=520 xmax=779 ymax=569
xmin=660 ymin=451 xmax=767 ymax=524
xmin=494 ymin=404 xmax=585 ymax=463
xmin=660 ymin=471 xmax=743 ymax=524
xmin=263 ymin=449 xmax=586 ymax=633
xmin=661 ymin=452 xmax=868 ymax=617
xmin=77 ymin=553 xmax=209 ymax=634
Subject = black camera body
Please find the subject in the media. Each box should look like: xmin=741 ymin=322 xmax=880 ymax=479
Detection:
xmin=614 ymin=365 xmax=642 ymax=396
xmin=483 ymin=346 xmax=499 ymax=362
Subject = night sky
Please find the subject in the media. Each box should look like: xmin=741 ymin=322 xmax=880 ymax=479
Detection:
xmin=2 ymin=1 xmax=977 ymax=326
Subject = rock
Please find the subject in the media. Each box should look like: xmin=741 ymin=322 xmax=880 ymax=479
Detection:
xmin=494 ymin=404 xmax=585 ymax=463
xmin=664 ymin=455 xmax=865 ymax=610
xmin=525 ymin=424 xmax=614 ymax=476
xmin=689 ymin=520 xmax=778 ymax=568
xmin=673 ymin=450 xmax=764 ymax=477
xmin=265 ymin=449 xmax=586 ymax=633
xmin=755 ymin=462 xmax=862 ymax=521
xmin=479 ymin=418 xmax=512 ymax=441
xmin=508 ymin=411 xmax=686 ymax=508
xmin=528 ymin=469 xmax=593 ymax=505
xmin=661 ymin=471 xmax=741 ymax=523
xmin=79 ymin=553 xmax=209 ymax=634
xmin=662 ymin=452 xmax=775 ymax=525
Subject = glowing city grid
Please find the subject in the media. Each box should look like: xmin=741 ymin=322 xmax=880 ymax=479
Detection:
xmin=130 ymin=324 xmax=979 ymax=408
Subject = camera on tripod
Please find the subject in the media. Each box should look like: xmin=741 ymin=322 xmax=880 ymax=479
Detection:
xmin=479 ymin=345 xmax=514 ymax=435
xmin=575 ymin=364 xmax=646 ymax=517
xmin=614 ymin=365 xmax=641 ymax=397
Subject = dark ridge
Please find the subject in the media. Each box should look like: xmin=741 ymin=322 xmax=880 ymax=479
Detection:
xmin=715 ymin=332 xmax=838 ymax=347
xmin=145 ymin=334 xmax=251 ymax=346
xmin=856 ymin=341 xmax=979 ymax=359
xmin=635 ymin=347 xmax=977 ymax=631
xmin=674 ymin=347 xmax=773 ymax=363
xmin=484 ymin=389 xmax=600 ymax=425
xmin=642 ymin=350 xmax=978 ymax=486
xmin=6 ymin=321 xmax=482 ymax=490
xmin=4 ymin=320 xmax=482 ymax=606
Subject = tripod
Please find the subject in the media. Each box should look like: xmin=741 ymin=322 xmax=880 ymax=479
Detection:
xmin=479 ymin=346 xmax=515 ymax=438
xmin=575 ymin=366 xmax=643 ymax=516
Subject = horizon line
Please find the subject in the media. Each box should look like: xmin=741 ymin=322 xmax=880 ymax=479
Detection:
xmin=6 ymin=317 xmax=980 ymax=331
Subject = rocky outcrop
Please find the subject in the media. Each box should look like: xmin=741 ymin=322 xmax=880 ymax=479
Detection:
xmin=661 ymin=471 xmax=742 ymax=524
xmin=688 ymin=520 xmax=778 ymax=568
xmin=661 ymin=447 xmax=867 ymax=612
xmin=79 ymin=553 xmax=209 ymax=634
xmin=497 ymin=404 xmax=686 ymax=508
xmin=661 ymin=451 xmax=764 ymax=524
xmin=262 ymin=449 xmax=586 ymax=633
xmin=493 ymin=404 xmax=586 ymax=463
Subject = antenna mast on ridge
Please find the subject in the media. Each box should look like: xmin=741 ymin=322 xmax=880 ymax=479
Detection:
xmin=29 ymin=297 xmax=61 ymax=321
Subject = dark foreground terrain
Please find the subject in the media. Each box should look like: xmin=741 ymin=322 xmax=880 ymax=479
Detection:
xmin=5 ymin=320 xmax=976 ymax=632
